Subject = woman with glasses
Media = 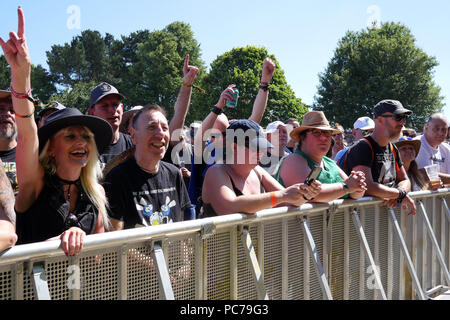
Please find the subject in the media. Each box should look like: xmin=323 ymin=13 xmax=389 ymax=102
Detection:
xmin=0 ymin=8 xmax=112 ymax=256
xmin=201 ymin=119 xmax=322 ymax=216
xmin=274 ymin=111 xmax=367 ymax=202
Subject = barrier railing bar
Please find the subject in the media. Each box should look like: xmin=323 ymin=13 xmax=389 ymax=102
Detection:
xmin=351 ymin=209 xmax=387 ymax=300
xmin=442 ymin=198 xmax=450 ymax=224
xmin=30 ymin=262 xmax=51 ymax=300
xmin=152 ymin=241 xmax=174 ymax=300
xmin=300 ymin=216 xmax=333 ymax=300
xmin=388 ymin=208 xmax=427 ymax=300
xmin=418 ymin=201 xmax=450 ymax=286
xmin=241 ymin=227 xmax=268 ymax=300
xmin=118 ymin=245 xmax=128 ymax=300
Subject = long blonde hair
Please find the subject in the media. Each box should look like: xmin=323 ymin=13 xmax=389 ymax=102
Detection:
xmin=39 ymin=126 xmax=111 ymax=231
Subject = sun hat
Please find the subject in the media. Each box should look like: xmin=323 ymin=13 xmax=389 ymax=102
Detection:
xmin=290 ymin=111 xmax=342 ymax=141
xmin=38 ymin=107 xmax=113 ymax=154
xmin=353 ymin=116 xmax=375 ymax=130
xmin=226 ymin=119 xmax=273 ymax=150
xmin=89 ymin=82 xmax=125 ymax=108
xmin=119 ymin=105 xmax=143 ymax=133
xmin=394 ymin=137 xmax=421 ymax=156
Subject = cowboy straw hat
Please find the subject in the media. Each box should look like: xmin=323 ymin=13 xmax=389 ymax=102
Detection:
xmin=119 ymin=105 xmax=143 ymax=134
xmin=38 ymin=107 xmax=113 ymax=154
xmin=290 ymin=111 xmax=342 ymax=141
xmin=394 ymin=137 xmax=421 ymax=156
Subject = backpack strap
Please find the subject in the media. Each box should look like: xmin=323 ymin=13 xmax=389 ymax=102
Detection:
xmin=343 ymin=138 xmax=373 ymax=172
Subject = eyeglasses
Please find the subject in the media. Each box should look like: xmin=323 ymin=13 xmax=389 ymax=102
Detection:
xmin=308 ymin=129 xmax=332 ymax=138
xmin=380 ymin=114 xmax=409 ymax=122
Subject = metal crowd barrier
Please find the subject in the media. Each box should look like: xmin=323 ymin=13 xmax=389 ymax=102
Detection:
xmin=1 ymin=189 xmax=449 ymax=300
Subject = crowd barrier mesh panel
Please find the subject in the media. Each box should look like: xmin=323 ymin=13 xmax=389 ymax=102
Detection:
xmin=287 ymin=216 xmax=305 ymax=300
xmin=205 ymin=230 xmax=231 ymax=300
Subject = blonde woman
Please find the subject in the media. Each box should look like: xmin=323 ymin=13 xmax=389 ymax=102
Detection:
xmin=0 ymin=7 xmax=112 ymax=256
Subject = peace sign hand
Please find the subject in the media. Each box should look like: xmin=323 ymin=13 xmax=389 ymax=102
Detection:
xmin=0 ymin=7 xmax=31 ymax=83
xmin=183 ymin=54 xmax=199 ymax=86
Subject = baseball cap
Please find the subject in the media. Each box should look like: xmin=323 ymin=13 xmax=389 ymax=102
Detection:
xmin=373 ymin=100 xmax=412 ymax=118
xmin=226 ymin=119 xmax=273 ymax=150
xmin=265 ymin=120 xmax=288 ymax=134
xmin=353 ymin=116 xmax=375 ymax=130
xmin=89 ymin=82 xmax=125 ymax=108
xmin=37 ymin=101 xmax=66 ymax=118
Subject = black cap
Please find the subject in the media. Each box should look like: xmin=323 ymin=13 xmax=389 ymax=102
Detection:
xmin=226 ymin=119 xmax=273 ymax=149
xmin=37 ymin=101 xmax=66 ymax=118
xmin=89 ymin=82 xmax=125 ymax=108
xmin=373 ymin=100 xmax=412 ymax=118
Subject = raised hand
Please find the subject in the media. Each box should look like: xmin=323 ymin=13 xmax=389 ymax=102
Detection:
xmin=215 ymin=84 xmax=236 ymax=109
xmin=0 ymin=7 xmax=31 ymax=82
xmin=183 ymin=54 xmax=199 ymax=86
xmin=261 ymin=58 xmax=276 ymax=83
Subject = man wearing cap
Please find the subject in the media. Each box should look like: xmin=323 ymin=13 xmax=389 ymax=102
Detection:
xmin=88 ymin=82 xmax=134 ymax=167
xmin=344 ymin=99 xmax=416 ymax=215
xmin=37 ymin=101 xmax=66 ymax=128
xmin=259 ymin=120 xmax=291 ymax=175
xmin=0 ymin=90 xmax=18 ymax=193
xmin=414 ymin=113 xmax=450 ymax=184
xmin=334 ymin=116 xmax=375 ymax=163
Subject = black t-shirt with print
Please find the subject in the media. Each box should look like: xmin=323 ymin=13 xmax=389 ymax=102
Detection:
xmin=103 ymin=157 xmax=191 ymax=229
xmin=345 ymin=135 xmax=403 ymax=188
xmin=0 ymin=147 xmax=17 ymax=193
xmin=99 ymin=132 xmax=134 ymax=167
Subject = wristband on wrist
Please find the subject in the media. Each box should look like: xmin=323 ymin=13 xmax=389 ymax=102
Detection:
xmin=9 ymin=84 xmax=37 ymax=118
xmin=342 ymin=182 xmax=349 ymax=194
xmin=396 ymin=188 xmax=407 ymax=203
xmin=211 ymin=105 xmax=223 ymax=115
xmin=259 ymin=82 xmax=270 ymax=92
xmin=183 ymin=82 xmax=205 ymax=94
xmin=270 ymin=192 xmax=277 ymax=207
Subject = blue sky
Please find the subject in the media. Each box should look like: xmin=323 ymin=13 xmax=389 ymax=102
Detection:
xmin=2 ymin=0 xmax=449 ymax=123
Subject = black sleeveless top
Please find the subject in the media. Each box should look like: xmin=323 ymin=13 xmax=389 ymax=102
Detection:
xmin=16 ymin=174 xmax=99 ymax=245
xmin=201 ymin=168 xmax=265 ymax=218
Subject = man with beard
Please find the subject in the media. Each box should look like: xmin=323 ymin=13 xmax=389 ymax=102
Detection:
xmin=0 ymin=90 xmax=18 ymax=192
xmin=344 ymin=99 xmax=416 ymax=215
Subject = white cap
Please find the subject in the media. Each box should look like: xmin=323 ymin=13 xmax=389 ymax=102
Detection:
xmin=265 ymin=121 xmax=288 ymax=134
xmin=353 ymin=117 xmax=375 ymax=130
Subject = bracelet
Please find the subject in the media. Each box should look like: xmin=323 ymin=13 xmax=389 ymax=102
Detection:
xmin=182 ymin=83 xmax=192 ymax=88
xmin=270 ymin=192 xmax=277 ymax=207
xmin=10 ymin=83 xmax=36 ymax=104
xmin=259 ymin=82 xmax=270 ymax=92
xmin=211 ymin=105 xmax=223 ymax=115
xmin=14 ymin=107 xmax=35 ymax=119
xmin=396 ymin=188 xmax=407 ymax=203
xmin=183 ymin=82 xmax=205 ymax=94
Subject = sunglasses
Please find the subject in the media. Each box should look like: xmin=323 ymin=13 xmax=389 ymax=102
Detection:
xmin=380 ymin=114 xmax=409 ymax=122
xmin=308 ymin=129 xmax=332 ymax=138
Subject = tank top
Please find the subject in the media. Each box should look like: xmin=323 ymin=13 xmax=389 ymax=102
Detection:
xmin=202 ymin=168 xmax=265 ymax=217
xmin=16 ymin=174 xmax=99 ymax=244
xmin=274 ymin=149 xmax=349 ymax=199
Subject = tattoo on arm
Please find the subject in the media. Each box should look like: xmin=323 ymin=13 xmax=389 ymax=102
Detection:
xmin=0 ymin=165 xmax=16 ymax=226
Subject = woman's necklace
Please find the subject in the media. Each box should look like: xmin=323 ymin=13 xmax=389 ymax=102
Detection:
xmin=56 ymin=176 xmax=80 ymax=202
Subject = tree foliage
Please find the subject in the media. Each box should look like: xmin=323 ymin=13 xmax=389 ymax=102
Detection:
xmin=197 ymin=46 xmax=307 ymax=127
xmin=314 ymin=22 xmax=444 ymax=129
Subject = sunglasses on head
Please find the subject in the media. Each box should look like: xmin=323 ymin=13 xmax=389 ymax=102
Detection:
xmin=380 ymin=114 xmax=409 ymax=122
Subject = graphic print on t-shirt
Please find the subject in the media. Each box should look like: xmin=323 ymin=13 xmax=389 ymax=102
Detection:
xmin=376 ymin=152 xmax=396 ymax=187
xmin=134 ymin=195 xmax=177 ymax=226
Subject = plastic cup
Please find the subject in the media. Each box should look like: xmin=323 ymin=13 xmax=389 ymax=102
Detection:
xmin=424 ymin=164 xmax=440 ymax=186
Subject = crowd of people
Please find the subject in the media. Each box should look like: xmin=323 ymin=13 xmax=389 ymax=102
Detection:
xmin=0 ymin=7 xmax=449 ymax=256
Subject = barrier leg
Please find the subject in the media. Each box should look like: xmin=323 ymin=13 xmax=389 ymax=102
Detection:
xmin=388 ymin=208 xmax=427 ymax=300
xmin=241 ymin=227 xmax=269 ymax=300
xmin=418 ymin=201 xmax=450 ymax=286
xmin=152 ymin=241 xmax=175 ymax=300
xmin=300 ymin=217 xmax=333 ymax=300
xmin=31 ymin=262 xmax=51 ymax=300
xmin=351 ymin=209 xmax=387 ymax=300
xmin=442 ymin=198 xmax=450 ymax=224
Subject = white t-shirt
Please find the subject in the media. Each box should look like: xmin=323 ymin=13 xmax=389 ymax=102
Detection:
xmin=414 ymin=135 xmax=450 ymax=173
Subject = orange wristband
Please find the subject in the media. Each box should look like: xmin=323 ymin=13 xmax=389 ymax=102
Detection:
xmin=270 ymin=192 xmax=277 ymax=207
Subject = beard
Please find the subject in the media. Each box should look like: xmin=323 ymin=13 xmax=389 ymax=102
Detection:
xmin=0 ymin=125 xmax=17 ymax=140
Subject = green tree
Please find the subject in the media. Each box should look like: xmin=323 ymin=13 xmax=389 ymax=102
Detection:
xmin=0 ymin=56 xmax=10 ymax=89
xmin=197 ymin=46 xmax=307 ymax=127
xmin=128 ymin=22 xmax=205 ymax=118
xmin=30 ymin=64 xmax=57 ymax=102
xmin=314 ymin=22 xmax=444 ymax=129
